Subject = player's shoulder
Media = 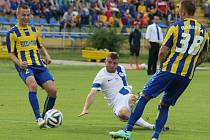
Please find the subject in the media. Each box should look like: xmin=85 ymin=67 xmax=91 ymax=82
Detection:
xmin=28 ymin=25 xmax=40 ymax=32
xmin=7 ymin=25 xmax=18 ymax=33
xmin=117 ymin=65 xmax=126 ymax=73
xmin=96 ymin=67 xmax=107 ymax=76
xmin=117 ymin=65 xmax=125 ymax=70
xmin=168 ymin=20 xmax=183 ymax=28
xmin=29 ymin=25 xmax=37 ymax=31
xmin=199 ymin=23 xmax=208 ymax=33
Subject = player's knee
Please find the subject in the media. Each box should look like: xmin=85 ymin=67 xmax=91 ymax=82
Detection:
xmin=48 ymin=87 xmax=57 ymax=98
xmin=118 ymin=108 xmax=130 ymax=121
xmin=139 ymin=92 xmax=151 ymax=101
xmin=28 ymin=81 xmax=38 ymax=91
xmin=129 ymin=95 xmax=137 ymax=107
xmin=158 ymin=101 xmax=169 ymax=109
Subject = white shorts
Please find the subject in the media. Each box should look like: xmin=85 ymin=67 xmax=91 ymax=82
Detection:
xmin=113 ymin=94 xmax=133 ymax=117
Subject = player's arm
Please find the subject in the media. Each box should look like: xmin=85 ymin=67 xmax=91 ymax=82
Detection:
xmin=8 ymin=53 xmax=28 ymax=69
xmin=78 ymin=89 xmax=97 ymax=117
xmin=40 ymin=47 xmax=52 ymax=65
xmin=195 ymin=49 xmax=207 ymax=67
xmin=159 ymin=25 xmax=174 ymax=63
xmin=159 ymin=45 xmax=169 ymax=63
xmin=6 ymin=31 xmax=27 ymax=69
xmin=196 ymin=34 xmax=209 ymax=67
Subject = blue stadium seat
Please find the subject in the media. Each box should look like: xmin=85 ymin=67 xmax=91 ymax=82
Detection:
xmin=30 ymin=18 xmax=40 ymax=26
xmin=49 ymin=17 xmax=60 ymax=26
xmin=0 ymin=16 xmax=9 ymax=25
xmin=40 ymin=18 xmax=49 ymax=26
xmin=8 ymin=16 xmax=17 ymax=25
xmin=41 ymin=27 xmax=52 ymax=37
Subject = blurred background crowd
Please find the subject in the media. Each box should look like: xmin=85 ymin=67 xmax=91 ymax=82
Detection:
xmin=0 ymin=0 xmax=209 ymax=48
xmin=0 ymin=0 xmax=208 ymax=32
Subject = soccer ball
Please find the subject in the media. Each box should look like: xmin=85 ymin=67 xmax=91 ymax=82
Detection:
xmin=44 ymin=109 xmax=63 ymax=128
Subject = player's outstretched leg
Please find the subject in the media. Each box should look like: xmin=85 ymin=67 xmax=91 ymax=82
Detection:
xmin=109 ymin=130 xmax=131 ymax=140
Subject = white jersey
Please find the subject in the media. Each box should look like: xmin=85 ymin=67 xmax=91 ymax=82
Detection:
xmin=92 ymin=65 xmax=132 ymax=108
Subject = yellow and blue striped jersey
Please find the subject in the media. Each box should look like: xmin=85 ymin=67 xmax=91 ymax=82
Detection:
xmin=6 ymin=25 xmax=44 ymax=66
xmin=160 ymin=18 xmax=209 ymax=79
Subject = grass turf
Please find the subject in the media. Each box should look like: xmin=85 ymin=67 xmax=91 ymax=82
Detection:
xmin=0 ymin=60 xmax=210 ymax=140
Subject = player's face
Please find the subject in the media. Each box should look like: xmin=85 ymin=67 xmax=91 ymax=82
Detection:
xmin=17 ymin=8 xmax=30 ymax=26
xmin=105 ymin=57 xmax=119 ymax=73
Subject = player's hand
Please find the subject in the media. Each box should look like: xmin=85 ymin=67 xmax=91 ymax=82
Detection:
xmin=43 ymin=55 xmax=52 ymax=65
xmin=19 ymin=61 xmax=28 ymax=69
xmin=78 ymin=110 xmax=89 ymax=117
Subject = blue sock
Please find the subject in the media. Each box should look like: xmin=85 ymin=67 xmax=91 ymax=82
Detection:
xmin=124 ymin=96 xmax=148 ymax=131
xmin=152 ymin=105 xmax=169 ymax=139
xmin=42 ymin=96 xmax=56 ymax=117
xmin=28 ymin=91 xmax=41 ymax=120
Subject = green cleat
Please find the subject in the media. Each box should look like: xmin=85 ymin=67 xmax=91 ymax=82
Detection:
xmin=151 ymin=138 xmax=158 ymax=140
xmin=109 ymin=130 xmax=131 ymax=140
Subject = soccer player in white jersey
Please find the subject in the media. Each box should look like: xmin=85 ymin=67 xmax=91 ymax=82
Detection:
xmin=78 ymin=53 xmax=154 ymax=129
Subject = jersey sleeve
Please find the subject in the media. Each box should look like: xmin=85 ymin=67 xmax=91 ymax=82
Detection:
xmin=120 ymin=65 xmax=132 ymax=93
xmin=121 ymin=65 xmax=126 ymax=77
xmin=91 ymin=70 xmax=104 ymax=91
xmin=6 ymin=31 xmax=15 ymax=53
xmin=36 ymin=28 xmax=44 ymax=48
xmin=161 ymin=25 xmax=175 ymax=49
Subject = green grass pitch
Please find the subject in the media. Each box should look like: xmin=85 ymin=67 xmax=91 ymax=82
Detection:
xmin=0 ymin=60 xmax=210 ymax=140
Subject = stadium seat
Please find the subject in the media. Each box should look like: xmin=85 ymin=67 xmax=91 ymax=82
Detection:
xmin=0 ymin=16 xmax=9 ymax=25
xmin=41 ymin=26 xmax=52 ymax=37
xmin=49 ymin=17 xmax=60 ymax=26
xmin=30 ymin=18 xmax=40 ymax=26
xmin=40 ymin=18 xmax=49 ymax=26
xmin=8 ymin=16 xmax=17 ymax=25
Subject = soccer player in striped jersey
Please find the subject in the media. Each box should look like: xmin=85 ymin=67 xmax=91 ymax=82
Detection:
xmin=6 ymin=4 xmax=57 ymax=128
xmin=109 ymin=1 xmax=209 ymax=140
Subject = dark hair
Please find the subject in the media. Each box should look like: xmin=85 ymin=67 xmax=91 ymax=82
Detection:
xmin=181 ymin=0 xmax=196 ymax=16
xmin=17 ymin=3 xmax=30 ymax=11
xmin=107 ymin=52 xmax=119 ymax=60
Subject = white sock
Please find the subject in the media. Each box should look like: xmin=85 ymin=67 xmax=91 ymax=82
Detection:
xmin=135 ymin=117 xmax=154 ymax=130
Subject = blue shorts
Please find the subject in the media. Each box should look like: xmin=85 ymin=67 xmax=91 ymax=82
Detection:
xmin=142 ymin=71 xmax=191 ymax=106
xmin=16 ymin=65 xmax=54 ymax=87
